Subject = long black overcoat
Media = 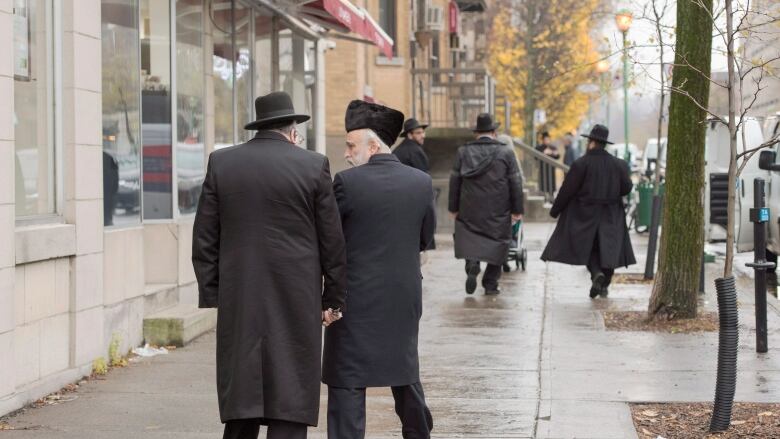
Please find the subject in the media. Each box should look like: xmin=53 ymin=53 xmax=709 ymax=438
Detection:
xmin=322 ymin=154 xmax=436 ymax=388
xmin=449 ymin=137 xmax=524 ymax=266
xmin=541 ymin=147 xmax=636 ymax=268
xmin=393 ymin=138 xmax=430 ymax=174
xmin=192 ymin=131 xmax=347 ymax=426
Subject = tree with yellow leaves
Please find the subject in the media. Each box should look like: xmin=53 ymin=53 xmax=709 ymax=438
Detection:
xmin=488 ymin=0 xmax=601 ymax=143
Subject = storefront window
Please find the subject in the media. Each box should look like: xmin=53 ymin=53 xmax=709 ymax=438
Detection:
xmin=176 ymin=0 xmax=205 ymax=215
xmin=304 ymin=39 xmax=316 ymax=150
xmin=13 ymin=0 xmax=54 ymax=217
xmin=211 ymin=0 xmax=234 ymax=148
xmin=102 ymin=0 xmax=142 ymax=226
xmin=254 ymin=9 xmax=273 ymax=99
xmin=141 ymin=0 xmax=172 ymax=220
xmin=234 ymin=2 xmax=252 ymax=143
xmin=280 ymin=30 xmax=315 ymax=150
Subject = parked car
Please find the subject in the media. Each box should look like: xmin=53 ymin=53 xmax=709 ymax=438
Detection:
xmin=764 ymin=112 xmax=780 ymax=142
xmin=703 ymin=117 xmax=767 ymax=251
xmin=607 ymin=142 xmax=641 ymax=172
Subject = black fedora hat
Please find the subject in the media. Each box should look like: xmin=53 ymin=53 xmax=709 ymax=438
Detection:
xmin=581 ymin=124 xmax=614 ymax=144
xmin=244 ymin=91 xmax=310 ymax=131
xmin=473 ymin=113 xmax=500 ymax=132
xmin=400 ymin=118 xmax=429 ymax=137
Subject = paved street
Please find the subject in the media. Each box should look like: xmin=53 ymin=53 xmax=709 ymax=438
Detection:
xmin=4 ymin=224 xmax=780 ymax=438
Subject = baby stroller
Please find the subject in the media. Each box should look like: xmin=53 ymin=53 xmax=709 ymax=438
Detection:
xmin=503 ymin=220 xmax=528 ymax=272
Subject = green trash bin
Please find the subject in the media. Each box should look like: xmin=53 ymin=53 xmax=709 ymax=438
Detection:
xmin=637 ymin=181 xmax=665 ymax=228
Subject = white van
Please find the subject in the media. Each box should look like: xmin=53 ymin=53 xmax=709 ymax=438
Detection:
xmin=704 ymin=117 xmax=767 ymax=251
xmin=607 ymin=142 xmax=641 ymax=171
xmin=641 ymin=137 xmax=667 ymax=176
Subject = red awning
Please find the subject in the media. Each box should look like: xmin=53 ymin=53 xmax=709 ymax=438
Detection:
xmin=298 ymin=0 xmax=394 ymax=58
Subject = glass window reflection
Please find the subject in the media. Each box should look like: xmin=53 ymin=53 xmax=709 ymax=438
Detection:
xmin=102 ymin=0 xmax=142 ymax=226
xmin=176 ymin=0 xmax=205 ymax=215
xmin=141 ymin=0 xmax=173 ymax=220
xmin=211 ymin=0 xmax=234 ymax=149
xmin=234 ymin=2 xmax=252 ymax=143
xmin=13 ymin=0 xmax=54 ymax=217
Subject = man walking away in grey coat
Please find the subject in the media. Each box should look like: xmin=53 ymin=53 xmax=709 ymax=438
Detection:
xmin=323 ymin=100 xmax=436 ymax=439
xmin=449 ymin=113 xmax=524 ymax=295
xmin=193 ymin=92 xmax=347 ymax=439
xmin=541 ymin=124 xmax=636 ymax=298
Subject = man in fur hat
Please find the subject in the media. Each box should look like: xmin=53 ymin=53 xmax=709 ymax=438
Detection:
xmin=322 ymin=100 xmax=436 ymax=439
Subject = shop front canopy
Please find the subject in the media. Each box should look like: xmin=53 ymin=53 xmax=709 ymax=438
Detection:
xmin=297 ymin=0 xmax=394 ymax=58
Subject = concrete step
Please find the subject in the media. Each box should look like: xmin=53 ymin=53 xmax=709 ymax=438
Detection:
xmin=524 ymin=195 xmax=554 ymax=222
xmin=144 ymin=283 xmax=179 ymax=316
xmin=143 ymin=304 xmax=217 ymax=347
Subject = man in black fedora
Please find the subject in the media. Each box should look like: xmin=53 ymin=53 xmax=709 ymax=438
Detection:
xmin=449 ymin=113 xmax=524 ymax=295
xmin=323 ymin=100 xmax=436 ymax=439
xmin=541 ymin=124 xmax=636 ymax=298
xmin=393 ymin=118 xmax=430 ymax=173
xmin=193 ymin=91 xmax=347 ymax=439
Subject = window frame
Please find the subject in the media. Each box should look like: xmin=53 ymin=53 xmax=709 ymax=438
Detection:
xmin=14 ymin=0 xmax=62 ymax=226
xmin=377 ymin=0 xmax=397 ymax=56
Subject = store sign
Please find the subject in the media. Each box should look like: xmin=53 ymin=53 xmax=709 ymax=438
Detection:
xmin=13 ymin=0 xmax=30 ymax=80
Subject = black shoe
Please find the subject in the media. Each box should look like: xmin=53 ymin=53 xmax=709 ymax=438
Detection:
xmin=485 ymin=288 xmax=501 ymax=296
xmin=599 ymin=286 xmax=609 ymax=298
xmin=466 ymin=265 xmax=479 ymax=295
xmin=590 ymin=273 xmax=606 ymax=299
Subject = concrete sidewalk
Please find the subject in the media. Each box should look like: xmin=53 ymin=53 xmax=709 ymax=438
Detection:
xmin=3 ymin=224 xmax=780 ymax=438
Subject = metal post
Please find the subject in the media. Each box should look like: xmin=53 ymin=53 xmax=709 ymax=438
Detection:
xmin=747 ymin=178 xmax=772 ymax=353
xmin=644 ymin=193 xmax=663 ymax=279
xmin=622 ymin=30 xmax=630 ymax=162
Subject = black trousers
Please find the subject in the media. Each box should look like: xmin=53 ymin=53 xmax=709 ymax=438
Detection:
xmin=327 ymin=382 xmax=433 ymax=439
xmin=466 ymin=260 xmax=502 ymax=290
xmin=223 ymin=418 xmax=307 ymax=439
xmin=586 ymin=239 xmax=614 ymax=285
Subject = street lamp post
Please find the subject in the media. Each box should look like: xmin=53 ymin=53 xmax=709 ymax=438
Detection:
xmin=595 ymin=59 xmax=610 ymax=126
xmin=616 ymin=9 xmax=633 ymax=163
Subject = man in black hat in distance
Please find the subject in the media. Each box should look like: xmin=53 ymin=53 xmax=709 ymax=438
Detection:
xmin=193 ymin=91 xmax=347 ymax=439
xmin=393 ymin=118 xmax=431 ymax=173
xmin=449 ymin=113 xmax=524 ymax=295
xmin=323 ymin=100 xmax=436 ymax=439
xmin=541 ymin=124 xmax=636 ymax=298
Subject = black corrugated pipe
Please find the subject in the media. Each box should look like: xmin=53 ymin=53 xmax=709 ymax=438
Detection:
xmin=709 ymin=275 xmax=739 ymax=432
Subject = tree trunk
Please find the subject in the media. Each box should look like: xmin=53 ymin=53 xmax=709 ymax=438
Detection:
xmin=524 ymin=11 xmax=536 ymax=145
xmin=648 ymin=0 xmax=713 ymax=319
xmin=723 ymin=0 xmax=736 ymax=278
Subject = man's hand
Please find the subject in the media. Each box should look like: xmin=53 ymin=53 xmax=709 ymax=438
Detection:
xmin=511 ymin=213 xmax=523 ymax=223
xmin=450 ymin=212 xmax=458 ymax=220
xmin=322 ymin=308 xmax=343 ymax=327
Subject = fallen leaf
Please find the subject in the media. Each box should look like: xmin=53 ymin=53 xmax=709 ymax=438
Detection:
xmin=643 ymin=410 xmax=660 ymax=417
xmin=731 ymin=420 xmax=747 ymax=425
xmin=758 ymin=411 xmax=774 ymax=417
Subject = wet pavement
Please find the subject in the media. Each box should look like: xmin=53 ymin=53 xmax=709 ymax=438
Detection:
xmin=4 ymin=223 xmax=780 ymax=438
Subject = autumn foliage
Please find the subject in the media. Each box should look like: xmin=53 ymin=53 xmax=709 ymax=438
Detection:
xmin=487 ymin=0 xmax=601 ymax=141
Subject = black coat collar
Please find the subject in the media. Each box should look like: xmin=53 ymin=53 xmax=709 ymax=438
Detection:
xmin=253 ymin=130 xmax=293 ymax=143
xmin=467 ymin=136 xmax=504 ymax=146
xmin=369 ymin=153 xmax=400 ymax=164
xmin=398 ymin=138 xmax=424 ymax=148
xmin=586 ymin=147 xmax=610 ymax=156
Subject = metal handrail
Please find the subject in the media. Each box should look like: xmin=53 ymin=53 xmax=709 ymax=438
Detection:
xmin=512 ymin=137 xmax=570 ymax=173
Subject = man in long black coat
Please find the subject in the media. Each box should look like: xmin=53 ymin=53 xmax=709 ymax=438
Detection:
xmin=193 ymin=92 xmax=347 ymax=439
xmin=323 ymin=100 xmax=436 ymax=439
xmin=393 ymin=118 xmax=430 ymax=173
xmin=541 ymin=125 xmax=636 ymax=298
xmin=449 ymin=113 xmax=524 ymax=295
